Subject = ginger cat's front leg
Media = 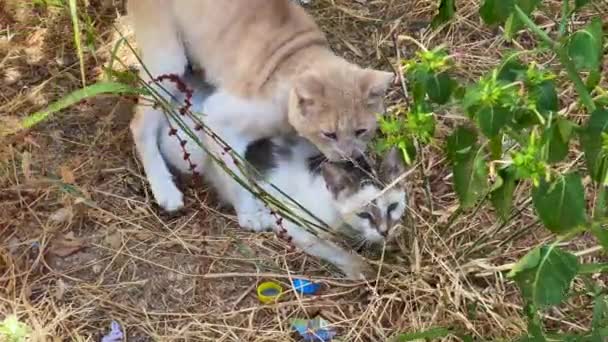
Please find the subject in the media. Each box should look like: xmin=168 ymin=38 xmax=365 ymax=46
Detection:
xmin=203 ymin=121 xmax=275 ymax=232
xmin=128 ymin=0 xmax=193 ymax=211
xmin=130 ymin=105 xmax=185 ymax=211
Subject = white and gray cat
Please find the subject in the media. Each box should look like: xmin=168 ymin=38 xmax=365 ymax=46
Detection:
xmin=154 ymin=74 xmax=408 ymax=278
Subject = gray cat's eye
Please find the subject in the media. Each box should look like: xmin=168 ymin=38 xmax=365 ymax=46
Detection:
xmin=387 ymin=202 xmax=398 ymax=213
xmin=357 ymin=212 xmax=373 ymax=221
xmin=323 ymin=132 xmax=338 ymax=140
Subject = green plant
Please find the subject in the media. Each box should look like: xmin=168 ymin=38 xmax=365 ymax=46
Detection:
xmin=31 ymin=0 xmax=98 ymax=86
xmin=0 ymin=315 xmax=31 ymax=342
xmin=390 ymin=0 xmax=607 ymax=340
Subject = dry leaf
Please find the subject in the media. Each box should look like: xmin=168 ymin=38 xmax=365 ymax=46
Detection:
xmin=21 ymin=151 xmax=32 ymax=181
xmin=0 ymin=116 xmax=22 ymax=137
xmin=23 ymin=134 xmax=41 ymax=148
xmin=60 ymin=165 xmax=76 ymax=184
xmin=49 ymin=232 xmax=86 ymax=257
xmin=54 ymin=278 xmax=66 ymax=301
xmin=105 ymin=230 xmax=122 ymax=249
xmin=134 ymin=231 xmax=154 ymax=241
xmin=49 ymin=207 xmax=73 ymax=225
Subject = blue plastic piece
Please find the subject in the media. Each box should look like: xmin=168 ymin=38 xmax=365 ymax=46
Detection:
xmin=291 ymin=317 xmax=336 ymax=341
xmin=292 ymin=278 xmax=321 ymax=295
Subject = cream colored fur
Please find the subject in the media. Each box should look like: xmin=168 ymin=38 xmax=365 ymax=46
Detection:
xmin=158 ymin=87 xmax=407 ymax=279
xmin=127 ymin=0 xmax=394 ymax=228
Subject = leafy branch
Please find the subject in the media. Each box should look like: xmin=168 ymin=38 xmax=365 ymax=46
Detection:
xmin=392 ymin=0 xmax=607 ymax=340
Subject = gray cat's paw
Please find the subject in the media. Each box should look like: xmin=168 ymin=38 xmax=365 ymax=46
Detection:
xmin=237 ymin=208 xmax=274 ymax=232
xmin=343 ymin=259 xmax=375 ymax=280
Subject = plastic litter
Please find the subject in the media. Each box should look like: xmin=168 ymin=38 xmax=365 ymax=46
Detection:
xmin=101 ymin=320 xmax=123 ymax=342
xmin=292 ymin=278 xmax=321 ymax=295
xmin=257 ymin=281 xmax=283 ymax=304
xmin=291 ymin=316 xmax=336 ymax=341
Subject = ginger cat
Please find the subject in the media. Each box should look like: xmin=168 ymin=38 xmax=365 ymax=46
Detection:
xmin=127 ymin=0 xmax=394 ymax=229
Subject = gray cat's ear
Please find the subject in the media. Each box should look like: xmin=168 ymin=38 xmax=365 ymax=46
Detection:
xmin=379 ymin=147 xmax=407 ymax=184
xmin=293 ymin=72 xmax=325 ymax=116
xmin=360 ymin=69 xmax=394 ymax=105
xmin=322 ymin=163 xmax=356 ymax=198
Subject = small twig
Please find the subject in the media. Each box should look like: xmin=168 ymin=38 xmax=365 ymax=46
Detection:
xmin=392 ymin=33 xmax=410 ymax=107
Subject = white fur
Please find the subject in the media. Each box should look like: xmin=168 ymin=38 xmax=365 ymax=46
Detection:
xmin=156 ymin=88 xmax=407 ymax=278
xmin=338 ymin=187 xmax=406 ymax=243
xmin=128 ymin=1 xmax=291 ymax=214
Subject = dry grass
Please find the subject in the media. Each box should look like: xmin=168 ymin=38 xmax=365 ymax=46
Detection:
xmin=1 ymin=0 xmax=607 ymax=340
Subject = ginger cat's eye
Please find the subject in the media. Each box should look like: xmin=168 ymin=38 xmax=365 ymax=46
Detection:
xmin=323 ymin=132 xmax=338 ymax=140
xmin=355 ymin=129 xmax=367 ymax=137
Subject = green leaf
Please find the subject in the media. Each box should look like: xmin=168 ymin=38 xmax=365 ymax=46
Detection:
xmin=68 ymin=0 xmax=86 ymax=86
xmin=591 ymin=224 xmax=608 ymax=251
xmin=489 ymin=134 xmax=503 ymax=160
xmin=511 ymin=108 xmax=539 ymax=129
xmin=579 ymin=262 xmax=608 ymax=274
xmin=408 ymin=69 xmax=431 ymax=104
xmin=0 ymin=315 xmax=31 ymax=342
xmin=431 ymin=0 xmax=456 ymax=28
xmin=480 ymin=0 xmax=515 ymax=25
xmin=426 ymin=72 xmax=455 ymax=105
xmin=520 ymin=304 xmax=546 ymax=341
xmin=446 ymin=126 xmax=488 ymax=209
xmin=531 ymin=80 xmax=558 ymax=114
xmin=491 ymin=166 xmax=517 ymax=220
xmin=508 ymin=245 xmax=579 ymax=307
xmin=575 ymin=0 xmax=592 ymax=10
xmin=580 ymin=109 xmax=608 ymax=183
xmin=23 ymin=82 xmax=146 ymax=129
xmin=477 ymin=105 xmax=512 ymax=137
xmin=567 ymin=17 xmax=603 ymax=72
xmin=532 ymin=173 xmax=587 ymax=234
xmin=545 ymin=118 xmax=573 ymax=164
xmin=498 ymin=56 xmax=527 ymax=82
xmin=103 ymin=68 xmax=140 ymax=85
xmin=395 ymin=327 xmax=451 ymax=341
xmin=586 ymin=69 xmax=602 ymax=92
xmin=503 ymin=0 xmax=542 ymax=40
xmin=591 ymin=295 xmax=608 ymax=340
xmin=462 ymin=88 xmax=482 ymax=115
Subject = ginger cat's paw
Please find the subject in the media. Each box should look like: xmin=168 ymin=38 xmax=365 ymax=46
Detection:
xmin=151 ymin=180 xmax=184 ymax=212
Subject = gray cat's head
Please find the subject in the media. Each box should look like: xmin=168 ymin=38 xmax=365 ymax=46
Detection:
xmin=321 ymin=147 xmax=408 ymax=243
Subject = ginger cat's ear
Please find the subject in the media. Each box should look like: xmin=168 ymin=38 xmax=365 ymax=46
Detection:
xmin=360 ymin=69 xmax=394 ymax=105
xmin=294 ymin=72 xmax=325 ymax=116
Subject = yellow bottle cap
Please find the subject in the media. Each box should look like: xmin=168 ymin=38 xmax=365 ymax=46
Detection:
xmin=257 ymin=281 xmax=283 ymax=304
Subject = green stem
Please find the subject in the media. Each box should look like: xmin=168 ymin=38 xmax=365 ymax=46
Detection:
xmin=513 ymin=5 xmax=555 ymax=47
xmin=513 ymin=5 xmax=597 ymax=113
xmin=556 ymin=49 xmax=597 ymax=112
xmin=558 ymin=0 xmax=570 ymax=38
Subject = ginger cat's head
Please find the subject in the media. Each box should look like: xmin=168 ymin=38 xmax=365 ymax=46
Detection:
xmin=288 ymin=63 xmax=393 ymax=161
xmin=321 ymin=147 xmax=407 ymax=243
